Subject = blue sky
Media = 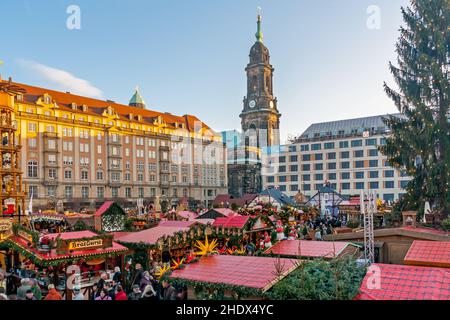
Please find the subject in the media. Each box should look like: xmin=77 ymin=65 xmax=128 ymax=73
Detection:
xmin=0 ymin=0 xmax=409 ymax=143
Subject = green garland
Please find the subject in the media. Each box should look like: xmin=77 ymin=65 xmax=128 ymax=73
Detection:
xmin=171 ymin=277 xmax=263 ymax=299
xmin=12 ymin=223 xmax=40 ymax=247
xmin=4 ymin=237 xmax=127 ymax=267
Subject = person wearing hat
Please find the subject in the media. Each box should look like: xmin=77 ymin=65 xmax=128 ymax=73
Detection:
xmin=72 ymin=286 xmax=84 ymax=300
xmin=128 ymin=284 xmax=142 ymax=300
xmin=25 ymin=289 xmax=36 ymax=300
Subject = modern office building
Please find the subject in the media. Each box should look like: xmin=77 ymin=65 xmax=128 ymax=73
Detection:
xmin=0 ymin=77 xmax=227 ymax=210
xmin=262 ymin=114 xmax=411 ymax=202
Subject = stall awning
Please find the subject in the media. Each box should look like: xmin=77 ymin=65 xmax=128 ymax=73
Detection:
xmin=265 ymin=240 xmax=360 ymax=259
xmin=356 ymin=263 xmax=450 ymax=300
xmin=6 ymin=230 xmax=128 ymax=264
xmin=404 ymin=240 xmax=450 ymax=268
xmin=170 ymin=255 xmax=299 ymax=293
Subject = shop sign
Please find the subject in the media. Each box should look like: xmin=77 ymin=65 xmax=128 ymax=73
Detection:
xmin=68 ymin=238 xmax=103 ymax=251
xmin=0 ymin=219 xmax=12 ymax=232
xmin=18 ymin=230 xmax=33 ymax=242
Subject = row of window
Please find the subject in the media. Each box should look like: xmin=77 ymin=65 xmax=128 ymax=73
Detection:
xmin=267 ymin=181 xmax=408 ymax=192
xmin=276 ymin=160 xmax=382 ymax=172
xmin=267 ymin=170 xmax=400 ymax=182
xmin=288 ymin=138 xmax=386 ymax=152
xmin=30 ymin=185 xmax=190 ymax=199
xmin=278 ymin=149 xmax=380 ymax=163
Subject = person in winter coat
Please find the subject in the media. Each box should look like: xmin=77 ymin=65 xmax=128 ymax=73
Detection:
xmin=95 ymin=289 xmax=112 ymax=300
xmin=132 ymin=264 xmax=144 ymax=286
xmin=16 ymin=278 xmax=31 ymax=299
xmin=72 ymin=286 xmax=84 ymax=300
xmin=0 ymin=287 xmax=8 ymax=300
xmin=112 ymin=267 xmax=122 ymax=284
xmin=44 ymin=284 xmax=62 ymax=300
xmin=114 ymin=285 xmax=127 ymax=300
xmin=139 ymin=271 xmax=153 ymax=291
xmin=160 ymin=280 xmax=177 ymax=300
xmin=25 ymin=289 xmax=37 ymax=300
xmin=103 ymin=282 xmax=115 ymax=300
xmin=97 ymin=272 xmax=108 ymax=290
xmin=30 ymin=279 xmax=42 ymax=300
xmin=90 ymin=283 xmax=101 ymax=300
xmin=127 ymin=285 xmax=142 ymax=300
xmin=141 ymin=284 xmax=157 ymax=300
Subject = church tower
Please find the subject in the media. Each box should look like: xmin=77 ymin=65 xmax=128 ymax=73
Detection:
xmin=240 ymin=14 xmax=281 ymax=150
xmin=227 ymin=13 xmax=281 ymax=197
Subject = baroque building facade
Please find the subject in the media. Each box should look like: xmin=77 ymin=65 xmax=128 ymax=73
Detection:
xmin=226 ymin=14 xmax=281 ymax=197
xmin=0 ymin=77 xmax=227 ymax=211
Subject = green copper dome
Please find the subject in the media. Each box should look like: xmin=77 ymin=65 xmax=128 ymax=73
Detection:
xmin=129 ymin=86 xmax=146 ymax=109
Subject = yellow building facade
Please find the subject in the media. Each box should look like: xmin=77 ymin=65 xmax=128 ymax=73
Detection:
xmin=0 ymin=78 xmax=227 ymax=211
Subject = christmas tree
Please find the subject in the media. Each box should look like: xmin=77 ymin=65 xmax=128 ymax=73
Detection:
xmin=380 ymin=0 xmax=450 ymax=216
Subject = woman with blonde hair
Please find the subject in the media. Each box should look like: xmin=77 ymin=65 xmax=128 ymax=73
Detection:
xmin=141 ymin=283 xmax=156 ymax=300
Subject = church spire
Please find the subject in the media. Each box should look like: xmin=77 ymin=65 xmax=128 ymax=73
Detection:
xmin=255 ymin=14 xmax=263 ymax=43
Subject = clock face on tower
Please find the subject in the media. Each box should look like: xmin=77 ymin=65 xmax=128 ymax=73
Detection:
xmin=249 ymin=100 xmax=256 ymax=108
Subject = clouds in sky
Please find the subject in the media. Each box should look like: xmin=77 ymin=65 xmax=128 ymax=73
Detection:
xmin=17 ymin=59 xmax=104 ymax=99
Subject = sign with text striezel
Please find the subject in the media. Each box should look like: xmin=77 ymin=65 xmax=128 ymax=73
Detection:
xmin=68 ymin=238 xmax=103 ymax=251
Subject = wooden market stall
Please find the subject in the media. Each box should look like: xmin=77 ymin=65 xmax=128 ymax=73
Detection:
xmin=115 ymin=221 xmax=200 ymax=266
xmin=323 ymin=226 xmax=449 ymax=264
xmin=3 ymin=228 xmax=128 ymax=299
xmin=196 ymin=208 xmax=240 ymax=220
xmin=212 ymin=215 xmax=274 ymax=250
xmin=93 ymin=201 xmax=126 ymax=232
xmin=170 ymin=255 xmax=299 ymax=300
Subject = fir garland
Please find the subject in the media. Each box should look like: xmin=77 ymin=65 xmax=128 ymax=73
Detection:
xmin=170 ymin=278 xmax=263 ymax=299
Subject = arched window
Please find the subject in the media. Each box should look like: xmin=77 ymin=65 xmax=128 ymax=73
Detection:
xmin=27 ymin=160 xmax=38 ymax=178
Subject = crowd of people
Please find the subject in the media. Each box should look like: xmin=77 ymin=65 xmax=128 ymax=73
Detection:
xmin=0 ymin=262 xmax=186 ymax=301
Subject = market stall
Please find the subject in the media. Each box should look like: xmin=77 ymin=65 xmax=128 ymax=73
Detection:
xmin=3 ymin=227 xmax=128 ymax=299
xmin=94 ymin=201 xmax=126 ymax=232
xmin=170 ymin=255 xmax=299 ymax=299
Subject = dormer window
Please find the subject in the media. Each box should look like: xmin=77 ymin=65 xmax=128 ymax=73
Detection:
xmin=44 ymin=94 xmax=51 ymax=104
xmin=16 ymin=94 xmax=23 ymax=102
xmin=137 ymin=115 xmax=142 ymax=122
xmin=107 ymin=106 xmax=113 ymax=116
xmin=129 ymin=113 xmax=134 ymax=120
xmin=82 ymin=105 xmax=88 ymax=112
xmin=71 ymin=102 xmax=77 ymax=110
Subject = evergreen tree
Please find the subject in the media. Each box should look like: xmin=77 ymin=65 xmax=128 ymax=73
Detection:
xmin=380 ymin=0 xmax=450 ymax=215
